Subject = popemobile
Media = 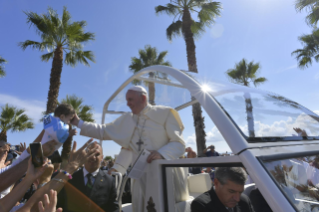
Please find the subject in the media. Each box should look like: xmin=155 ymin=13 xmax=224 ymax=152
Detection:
xmin=101 ymin=65 xmax=319 ymax=212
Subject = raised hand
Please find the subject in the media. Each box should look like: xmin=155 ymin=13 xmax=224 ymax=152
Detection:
xmin=38 ymin=159 xmax=55 ymax=185
xmin=0 ymin=151 xmax=10 ymax=169
xmin=70 ymin=114 xmax=80 ymax=127
xmin=25 ymin=157 xmax=51 ymax=182
xmin=38 ymin=190 xmax=63 ymax=212
xmin=15 ymin=142 xmax=27 ymax=155
xmin=65 ymin=138 xmax=99 ymax=174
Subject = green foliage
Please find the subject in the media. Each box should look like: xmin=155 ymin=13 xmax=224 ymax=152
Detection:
xmin=295 ymin=0 xmax=319 ymax=27
xmin=0 ymin=56 xmax=7 ymax=78
xmin=129 ymin=45 xmax=171 ymax=84
xmin=292 ymin=28 xmax=319 ymax=69
xmin=61 ymin=95 xmax=94 ymax=122
xmin=19 ymin=6 xmax=95 ymax=66
xmin=226 ymin=59 xmax=267 ymax=87
xmin=104 ymin=156 xmax=113 ymax=161
xmin=0 ymin=104 xmax=34 ymax=134
xmin=155 ymin=0 xmax=222 ymax=41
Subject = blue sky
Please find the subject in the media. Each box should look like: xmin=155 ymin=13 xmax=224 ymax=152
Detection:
xmin=1 ymin=0 xmax=319 ymax=157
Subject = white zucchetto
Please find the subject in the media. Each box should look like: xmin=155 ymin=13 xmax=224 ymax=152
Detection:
xmin=128 ymin=85 xmax=148 ymax=94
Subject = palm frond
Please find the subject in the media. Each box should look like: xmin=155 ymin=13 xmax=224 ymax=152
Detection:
xmin=41 ymin=51 xmax=54 ymax=62
xmin=18 ymin=40 xmax=49 ymax=51
xmin=0 ymin=56 xmax=7 ymax=78
xmin=0 ymin=56 xmax=7 ymax=64
xmin=167 ymin=20 xmax=183 ymax=41
xmin=292 ymin=29 xmax=319 ymax=69
xmin=62 ymin=6 xmax=71 ymax=29
xmin=226 ymin=58 xmax=265 ymax=87
xmin=191 ymin=21 xmax=206 ymax=38
xmin=156 ymin=51 xmax=169 ymax=64
xmin=0 ymin=104 xmax=34 ymax=133
xmin=198 ymin=2 xmax=222 ymax=26
xmin=253 ymin=77 xmax=267 ymax=87
xmin=129 ymin=57 xmax=143 ymax=73
xmin=60 ymin=94 xmax=94 ymax=122
xmin=155 ymin=4 xmax=180 ymax=16
xmin=295 ymin=0 xmax=319 ymax=26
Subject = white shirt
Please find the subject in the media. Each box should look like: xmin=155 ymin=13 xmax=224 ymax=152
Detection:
xmin=82 ymin=167 xmax=99 ymax=185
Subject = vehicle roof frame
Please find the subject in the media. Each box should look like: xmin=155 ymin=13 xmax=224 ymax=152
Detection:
xmin=101 ymin=65 xmax=249 ymax=154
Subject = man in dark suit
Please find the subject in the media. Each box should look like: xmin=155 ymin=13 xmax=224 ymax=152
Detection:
xmin=191 ymin=167 xmax=255 ymax=212
xmin=57 ymin=143 xmax=118 ymax=212
xmin=100 ymin=160 xmax=108 ymax=171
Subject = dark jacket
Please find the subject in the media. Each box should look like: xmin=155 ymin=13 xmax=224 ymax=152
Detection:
xmin=57 ymin=169 xmax=118 ymax=212
xmin=191 ymin=187 xmax=255 ymax=212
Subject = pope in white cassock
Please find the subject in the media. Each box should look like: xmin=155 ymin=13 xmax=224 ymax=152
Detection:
xmin=71 ymin=86 xmax=189 ymax=212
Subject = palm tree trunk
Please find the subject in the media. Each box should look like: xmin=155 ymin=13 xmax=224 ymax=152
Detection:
xmin=183 ymin=9 xmax=206 ymax=157
xmin=61 ymin=136 xmax=72 ymax=169
xmin=182 ymin=8 xmax=198 ymax=73
xmin=148 ymin=72 xmax=156 ymax=105
xmin=46 ymin=46 xmax=63 ymax=114
xmin=0 ymin=130 xmax=7 ymax=142
xmin=244 ymin=92 xmax=255 ymax=137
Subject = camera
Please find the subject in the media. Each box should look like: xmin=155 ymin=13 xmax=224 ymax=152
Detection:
xmin=6 ymin=149 xmax=18 ymax=162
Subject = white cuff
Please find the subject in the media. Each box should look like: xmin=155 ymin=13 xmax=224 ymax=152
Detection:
xmin=157 ymin=141 xmax=184 ymax=160
xmin=112 ymin=164 xmax=127 ymax=175
xmin=78 ymin=120 xmax=84 ymax=129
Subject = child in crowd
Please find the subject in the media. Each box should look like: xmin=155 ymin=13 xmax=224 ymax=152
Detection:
xmin=41 ymin=104 xmax=77 ymax=151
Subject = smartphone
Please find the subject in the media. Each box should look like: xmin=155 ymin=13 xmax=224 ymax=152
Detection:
xmin=29 ymin=143 xmax=44 ymax=167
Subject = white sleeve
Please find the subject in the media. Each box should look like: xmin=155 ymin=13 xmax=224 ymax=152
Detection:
xmin=157 ymin=141 xmax=185 ymax=160
xmin=157 ymin=109 xmax=185 ymax=160
xmin=112 ymin=148 xmax=133 ymax=175
xmin=0 ymin=150 xmax=29 ymax=174
xmin=78 ymin=120 xmax=84 ymax=129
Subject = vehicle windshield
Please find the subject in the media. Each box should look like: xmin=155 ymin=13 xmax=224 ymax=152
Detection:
xmin=261 ymin=154 xmax=319 ymax=212
xmin=202 ymin=79 xmax=319 ymax=142
xmin=106 ymin=72 xmax=319 ymax=143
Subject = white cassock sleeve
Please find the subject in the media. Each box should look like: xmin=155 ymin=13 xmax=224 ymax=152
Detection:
xmin=112 ymin=148 xmax=133 ymax=175
xmin=79 ymin=113 xmax=135 ymax=148
xmin=157 ymin=109 xmax=185 ymax=160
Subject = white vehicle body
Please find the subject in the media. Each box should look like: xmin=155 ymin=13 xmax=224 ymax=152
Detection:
xmin=101 ymin=65 xmax=319 ymax=212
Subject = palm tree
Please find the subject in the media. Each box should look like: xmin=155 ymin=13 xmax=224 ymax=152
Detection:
xmin=59 ymin=94 xmax=94 ymax=166
xmin=61 ymin=94 xmax=94 ymax=122
xmin=0 ymin=104 xmax=34 ymax=142
xmin=292 ymin=28 xmax=319 ymax=69
xmin=129 ymin=45 xmax=171 ymax=105
xmin=295 ymin=0 xmax=319 ymax=27
xmin=19 ymin=6 xmax=95 ymax=114
xmin=0 ymin=56 xmax=7 ymax=78
xmin=155 ymin=0 xmax=222 ymax=156
xmin=226 ymin=59 xmax=267 ymax=137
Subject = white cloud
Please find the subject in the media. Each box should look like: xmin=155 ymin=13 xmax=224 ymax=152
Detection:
xmin=276 ymin=64 xmax=297 ymax=73
xmin=0 ymin=93 xmax=45 ymax=123
xmin=185 ymin=134 xmax=196 ymax=145
xmin=239 ymin=114 xmax=319 ymax=137
xmin=314 ymin=110 xmax=319 ymax=115
xmin=210 ymin=23 xmax=224 ymax=38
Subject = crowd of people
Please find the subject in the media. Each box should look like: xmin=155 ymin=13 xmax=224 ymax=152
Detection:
xmin=2 ymin=85 xmax=319 ymax=212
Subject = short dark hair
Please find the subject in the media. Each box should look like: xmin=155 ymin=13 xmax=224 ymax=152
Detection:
xmin=54 ymin=104 xmax=75 ymax=117
xmin=215 ymin=167 xmax=247 ymax=185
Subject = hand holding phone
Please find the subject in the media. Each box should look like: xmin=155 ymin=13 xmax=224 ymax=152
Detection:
xmin=29 ymin=143 xmax=44 ymax=167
